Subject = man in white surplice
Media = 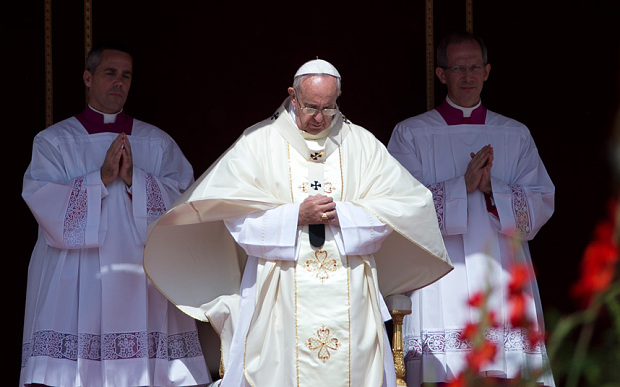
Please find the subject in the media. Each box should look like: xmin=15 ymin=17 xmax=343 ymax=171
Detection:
xmin=388 ymin=31 xmax=555 ymax=386
xmin=20 ymin=44 xmax=211 ymax=387
xmin=143 ymin=59 xmax=453 ymax=387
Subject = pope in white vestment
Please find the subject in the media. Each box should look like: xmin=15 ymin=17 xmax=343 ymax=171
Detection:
xmin=388 ymin=98 xmax=556 ymax=386
xmin=20 ymin=46 xmax=211 ymax=386
xmin=143 ymin=60 xmax=453 ymax=387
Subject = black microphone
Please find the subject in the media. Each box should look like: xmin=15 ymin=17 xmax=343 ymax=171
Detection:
xmin=309 ymin=224 xmax=325 ymax=247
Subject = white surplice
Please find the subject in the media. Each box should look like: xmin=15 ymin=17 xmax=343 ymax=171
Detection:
xmin=20 ymin=114 xmax=211 ymax=386
xmin=143 ymin=99 xmax=453 ymax=387
xmin=388 ymin=107 xmax=555 ymax=386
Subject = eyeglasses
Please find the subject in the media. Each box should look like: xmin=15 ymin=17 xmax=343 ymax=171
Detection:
xmin=294 ymin=90 xmax=340 ymax=117
xmin=442 ymin=64 xmax=486 ymax=75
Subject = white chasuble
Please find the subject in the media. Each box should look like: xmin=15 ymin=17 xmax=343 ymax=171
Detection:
xmin=143 ymin=99 xmax=453 ymax=387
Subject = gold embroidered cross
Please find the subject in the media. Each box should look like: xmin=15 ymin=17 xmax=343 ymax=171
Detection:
xmin=306 ymin=325 xmax=340 ymax=363
xmin=305 ymin=250 xmax=339 ymax=282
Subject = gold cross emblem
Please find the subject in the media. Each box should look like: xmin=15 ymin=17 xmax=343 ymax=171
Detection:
xmin=306 ymin=325 xmax=340 ymax=363
xmin=305 ymin=250 xmax=339 ymax=282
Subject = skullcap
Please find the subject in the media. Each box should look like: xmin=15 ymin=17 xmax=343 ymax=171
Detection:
xmin=294 ymin=59 xmax=341 ymax=79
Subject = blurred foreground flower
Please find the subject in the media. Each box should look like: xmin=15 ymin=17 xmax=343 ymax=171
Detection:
xmin=448 ymin=288 xmax=499 ymax=386
xmin=545 ymin=199 xmax=620 ymax=387
xmin=447 ymin=262 xmax=545 ymax=386
xmin=443 ymin=201 xmax=620 ymax=386
xmin=570 ymin=200 xmax=618 ymax=307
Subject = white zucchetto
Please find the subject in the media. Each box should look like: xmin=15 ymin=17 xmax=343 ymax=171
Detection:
xmin=294 ymin=59 xmax=341 ymax=79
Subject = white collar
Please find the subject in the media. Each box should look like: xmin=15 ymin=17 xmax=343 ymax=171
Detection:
xmin=446 ymin=97 xmax=481 ymax=118
xmin=88 ymin=105 xmax=122 ymax=124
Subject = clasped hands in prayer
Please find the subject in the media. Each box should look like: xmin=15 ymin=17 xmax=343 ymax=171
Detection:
xmin=101 ymin=132 xmax=133 ymax=187
xmin=465 ymin=144 xmax=493 ymax=194
xmin=298 ymin=194 xmax=339 ymax=226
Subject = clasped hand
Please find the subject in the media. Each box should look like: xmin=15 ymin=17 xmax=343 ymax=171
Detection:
xmin=298 ymin=194 xmax=339 ymax=226
xmin=101 ymin=133 xmax=133 ymax=187
xmin=465 ymin=144 xmax=493 ymax=194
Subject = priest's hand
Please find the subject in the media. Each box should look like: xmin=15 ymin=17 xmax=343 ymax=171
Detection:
xmin=465 ymin=144 xmax=493 ymax=194
xmin=298 ymin=195 xmax=339 ymax=226
xmin=119 ymin=133 xmax=133 ymax=187
xmin=101 ymin=133 xmax=133 ymax=187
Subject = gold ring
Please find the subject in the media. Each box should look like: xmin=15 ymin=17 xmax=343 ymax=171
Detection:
xmin=321 ymin=213 xmax=328 ymax=221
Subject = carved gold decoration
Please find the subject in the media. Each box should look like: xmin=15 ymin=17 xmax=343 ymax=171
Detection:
xmin=391 ymin=309 xmax=412 ymax=386
xmin=425 ymin=0 xmax=434 ymax=112
xmin=425 ymin=0 xmax=475 ymax=110
xmin=44 ymin=0 xmax=53 ymax=127
xmin=466 ymin=0 xmax=474 ymax=33
xmin=84 ymin=0 xmax=93 ymax=103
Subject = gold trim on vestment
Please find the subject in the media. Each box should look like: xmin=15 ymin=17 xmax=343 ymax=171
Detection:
xmin=466 ymin=0 xmax=474 ymax=33
xmin=84 ymin=0 xmax=92 ymax=103
xmin=294 ymin=254 xmax=300 ymax=387
xmin=346 ymin=253 xmax=352 ymax=387
xmin=425 ymin=0 xmax=434 ymax=111
xmin=204 ymin=311 xmax=226 ymax=378
xmin=44 ymin=0 xmax=53 ymax=127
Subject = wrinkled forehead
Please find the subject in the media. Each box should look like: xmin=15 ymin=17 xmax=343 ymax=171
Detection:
xmin=296 ymin=75 xmax=339 ymax=98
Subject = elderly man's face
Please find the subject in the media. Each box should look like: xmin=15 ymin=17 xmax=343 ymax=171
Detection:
xmin=436 ymin=40 xmax=490 ymax=108
xmin=288 ymin=75 xmax=341 ymax=135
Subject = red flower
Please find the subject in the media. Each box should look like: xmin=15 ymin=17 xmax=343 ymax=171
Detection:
xmin=507 ymin=263 xmax=534 ymax=327
xmin=527 ymin=329 xmax=545 ymax=349
xmin=462 ymin=322 xmax=478 ymax=341
xmin=447 ymin=373 xmax=466 ymax=387
xmin=465 ymin=341 xmax=497 ymax=372
xmin=508 ymin=263 xmax=531 ymax=295
xmin=509 ymin=292 xmax=527 ymax=327
xmin=468 ymin=291 xmax=485 ymax=307
xmin=571 ymin=216 xmax=618 ymax=307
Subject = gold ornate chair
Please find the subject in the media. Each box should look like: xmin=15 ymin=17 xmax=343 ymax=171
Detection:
xmin=385 ymin=294 xmax=413 ymax=386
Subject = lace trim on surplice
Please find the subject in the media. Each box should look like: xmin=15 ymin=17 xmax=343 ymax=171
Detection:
xmin=427 ymin=182 xmax=445 ymax=231
xmin=63 ymin=177 xmax=88 ymax=247
xmin=146 ymin=174 xmax=167 ymax=224
xmin=403 ymin=327 xmax=543 ymax=361
xmin=21 ymin=330 xmax=203 ymax=367
xmin=508 ymin=183 xmax=531 ymax=237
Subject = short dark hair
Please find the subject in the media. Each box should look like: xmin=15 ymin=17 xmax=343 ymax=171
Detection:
xmin=436 ymin=31 xmax=488 ymax=68
xmin=85 ymin=42 xmax=132 ymax=74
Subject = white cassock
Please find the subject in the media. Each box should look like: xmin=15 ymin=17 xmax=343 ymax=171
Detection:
xmin=388 ymin=105 xmax=555 ymax=386
xmin=143 ymin=99 xmax=453 ymax=387
xmin=20 ymin=111 xmax=211 ymax=387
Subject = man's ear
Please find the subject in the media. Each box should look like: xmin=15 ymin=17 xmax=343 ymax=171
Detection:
xmin=288 ymin=87 xmax=296 ymax=105
xmin=483 ymin=63 xmax=491 ymax=81
xmin=435 ymin=67 xmax=447 ymax=85
xmin=83 ymin=70 xmax=92 ymax=87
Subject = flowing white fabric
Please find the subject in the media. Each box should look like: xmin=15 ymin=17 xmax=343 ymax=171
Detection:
xmin=388 ymin=108 xmax=555 ymax=386
xmin=143 ymin=99 xmax=453 ymax=386
xmin=21 ymin=116 xmax=211 ymax=386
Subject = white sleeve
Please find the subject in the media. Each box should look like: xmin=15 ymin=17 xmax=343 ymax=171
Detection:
xmin=224 ymin=203 xmax=300 ymax=260
xmin=332 ymin=201 xmax=392 ymax=256
xmin=22 ymin=134 xmax=105 ymax=249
